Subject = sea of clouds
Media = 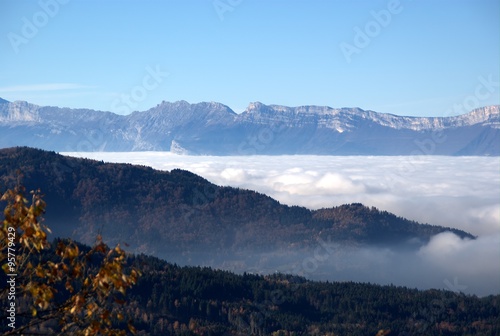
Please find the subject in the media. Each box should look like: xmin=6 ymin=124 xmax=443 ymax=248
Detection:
xmin=63 ymin=153 xmax=500 ymax=296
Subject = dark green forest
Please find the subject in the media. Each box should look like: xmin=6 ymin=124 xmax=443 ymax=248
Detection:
xmin=128 ymin=253 xmax=500 ymax=335
xmin=2 ymin=240 xmax=499 ymax=335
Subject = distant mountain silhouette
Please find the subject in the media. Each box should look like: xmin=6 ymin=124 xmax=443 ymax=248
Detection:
xmin=0 ymin=99 xmax=498 ymax=155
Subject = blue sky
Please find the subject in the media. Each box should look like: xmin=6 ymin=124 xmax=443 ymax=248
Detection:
xmin=0 ymin=0 xmax=498 ymax=116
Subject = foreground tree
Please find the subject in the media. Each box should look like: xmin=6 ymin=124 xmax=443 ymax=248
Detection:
xmin=0 ymin=187 xmax=140 ymax=335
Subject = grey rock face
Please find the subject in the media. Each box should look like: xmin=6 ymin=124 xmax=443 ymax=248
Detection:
xmin=0 ymin=98 xmax=498 ymax=155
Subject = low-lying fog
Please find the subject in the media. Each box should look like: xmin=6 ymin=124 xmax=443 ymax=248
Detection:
xmin=63 ymin=153 xmax=500 ymax=296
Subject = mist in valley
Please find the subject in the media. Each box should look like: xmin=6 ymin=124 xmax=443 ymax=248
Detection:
xmin=63 ymin=152 xmax=500 ymax=297
xmin=154 ymin=231 xmax=499 ymax=297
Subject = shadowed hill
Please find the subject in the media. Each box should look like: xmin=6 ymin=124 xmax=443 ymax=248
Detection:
xmin=0 ymin=147 xmax=473 ymax=259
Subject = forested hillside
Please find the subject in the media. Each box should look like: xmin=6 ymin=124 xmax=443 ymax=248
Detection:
xmin=129 ymin=254 xmax=500 ymax=335
xmin=0 ymin=147 xmax=472 ymax=261
xmin=2 ymin=239 xmax=499 ymax=336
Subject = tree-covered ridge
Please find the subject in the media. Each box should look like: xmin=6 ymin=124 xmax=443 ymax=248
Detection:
xmin=312 ymin=204 xmax=471 ymax=244
xmin=127 ymin=253 xmax=500 ymax=335
xmin=0 ymin=147 xmax=473 ymax=257
xmin=96 ymin=250 xmax=500 ymax=335
xmin=3 ymin=242 xmax=499 ymax=335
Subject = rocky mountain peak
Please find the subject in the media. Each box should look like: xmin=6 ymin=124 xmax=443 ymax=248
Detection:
xmin=467 ymin=105 xmax=499 ymax=119
xmin=0 ymin=99 xmax=498 ymax=155
xmin=151 ymin=100 xmax=235 ymax=116
xmin=445 ymin=105 xmax=500 ymax=128
xmin=0 ymin=100 xmax=40 ymax=123
xmin=245 ymin=101 xmax=267 ymax=112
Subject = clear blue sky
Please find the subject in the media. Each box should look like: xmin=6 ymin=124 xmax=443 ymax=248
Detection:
xmin=0 ymin=0 xmax=498 ymax=116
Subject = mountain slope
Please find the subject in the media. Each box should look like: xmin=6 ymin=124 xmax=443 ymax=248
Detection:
xmin=2 ymin=243 xmax=498 ymax=335
xmin=0 ymin=147 xmax=473 ymax=259
xmin=128 ymin=254 xmax=500 ymax=335
xmin=0 ymin=99 xmax=498 ymax=155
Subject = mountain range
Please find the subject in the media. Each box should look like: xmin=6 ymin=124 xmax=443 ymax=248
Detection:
xmin=0 ymin=98 xmax=498 ymax=155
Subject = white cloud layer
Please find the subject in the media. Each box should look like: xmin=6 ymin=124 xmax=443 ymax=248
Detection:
xmin=62 ymin=153 xmax=500 ymax=295
xmin=295 ymin=231 xmax=500 ymax=297
xmin=64 ymin=153 xmax=499 ymax=236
